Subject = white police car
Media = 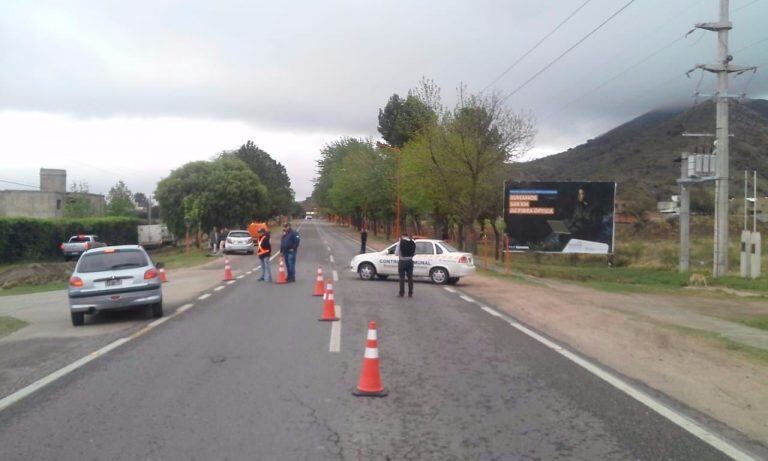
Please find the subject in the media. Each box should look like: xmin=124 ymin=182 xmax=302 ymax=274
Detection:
xmin=349 ymin=239 xmax=475 ymax=285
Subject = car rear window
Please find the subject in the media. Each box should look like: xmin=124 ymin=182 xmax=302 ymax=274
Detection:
xmin=77 ymin=250 xmax=148 ymax=273
xmin=68 ymin=236 xmax=90 ymax=243
xmin=438 ymin=241 xmax=459 ymax=252
xmin=229 ymin=231 xmax=251 ymax=238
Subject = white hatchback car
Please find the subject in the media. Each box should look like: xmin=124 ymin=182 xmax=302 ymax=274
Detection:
xmin=349 ymin=239 xmax=475 ymax=285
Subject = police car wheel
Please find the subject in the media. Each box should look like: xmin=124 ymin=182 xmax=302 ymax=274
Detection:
xmin=358 ymin=262 xmax=376 ymax=280
xmin=430 ymin=267 xmax=449 ymax=284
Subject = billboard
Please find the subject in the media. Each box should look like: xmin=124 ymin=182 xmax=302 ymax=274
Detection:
xmin=504 ymin=181 xmax=616 ymax=254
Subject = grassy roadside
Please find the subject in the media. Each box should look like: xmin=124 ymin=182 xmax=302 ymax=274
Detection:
xmin=0 ymin=281 xmax=68 ymax=297
xmin=149 ymin=247 xmax=212 ymax=270
xmin=668 ymin=324 xmax=768 ymax=366
xmin=0 ymin=315 xmax=28 ymax=338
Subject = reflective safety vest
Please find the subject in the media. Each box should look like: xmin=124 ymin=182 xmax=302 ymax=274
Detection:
xmin=257 ymin=235 xmax=270 ymax=256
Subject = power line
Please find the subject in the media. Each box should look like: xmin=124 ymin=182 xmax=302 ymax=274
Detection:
xmin=0 ymin=178 xmax=40 ymax=189
xmin=733 ymin=36 xmax=768 ymax=54
xmin=500 ymin=0 xmax=637 ymax=104
xmin=733 ymin=0 xmax=761 ymax=13
xmin=480 ymin=0 xmax=592 ymax=94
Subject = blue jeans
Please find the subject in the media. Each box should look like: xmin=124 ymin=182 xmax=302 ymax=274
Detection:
xmin=285 ymin=251 xmax=297 ymax=281
xmin=259 ymin=255 xmax=272 ymax=281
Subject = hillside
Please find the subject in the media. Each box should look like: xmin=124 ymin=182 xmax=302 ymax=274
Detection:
xmin=518 ymin=100 xmax=768 ymax=204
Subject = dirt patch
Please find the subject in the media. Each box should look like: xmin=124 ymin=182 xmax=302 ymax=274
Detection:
xmin=460 ymin=274 xmax=768 ymax=444
xmin=0 ymin=262 xmax=75 ymax=289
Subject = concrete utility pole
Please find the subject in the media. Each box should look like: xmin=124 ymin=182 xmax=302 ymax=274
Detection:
xmin=692 ymin=0 xmax=755 ymax=277
xmin=679 ymin=154 xmax=690 ymax=272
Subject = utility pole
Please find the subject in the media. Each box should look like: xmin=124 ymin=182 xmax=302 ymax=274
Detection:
xmin=679 ymin=153 xmax=690 ymax=272
xmin=691 ymin=0 xmax=756 ymax=277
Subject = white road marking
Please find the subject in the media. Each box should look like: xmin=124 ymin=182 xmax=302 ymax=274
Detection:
xmin=148 ymin=316 xmax=171 ymax=328
xmin=214 ymin=285 xmax=225 ymax=291
xmin=476 ymin=300 xmax=758 ymax=461
xmin=329 ymin=255 xmax=335 ymax=263
xmin=177 ymin=303 xmax=194 ymax=313
xmin=237 ymin=275 xmax=245 ymax=279
xmin=443 ymin=287 xmax=457 ymax=293
xmin=253 ymin=267 xmax=259 ymax=270
xmin=327 ymin=245 xmax=331 ymax=252
xmin=0 ymin=337 xmax=130 ymax=412
xmin=198 ymin=293 xmax=211 ymax=300
xmin=332 ymin=270 xmax=338 ymax=282
xmin=226 ymin=280 xmax=236 ymax=285
xmin=329 ymin=305 xmax=341 ymax=352
xmin=459 ymin=294 xmax=476 ymax=304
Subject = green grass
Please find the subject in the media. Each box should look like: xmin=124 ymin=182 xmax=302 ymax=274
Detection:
xmin=732 ymin=316 xmax=768 ymax=332
xmin=0 ymin=315 xmax=28 ymax=338
xmin=0 ymin=281 xmax=68 ymax=297
xmin=150 ymin=247 xmax=212 ymax=270
xmin=667 ymin=324 xmax=768 ymax=366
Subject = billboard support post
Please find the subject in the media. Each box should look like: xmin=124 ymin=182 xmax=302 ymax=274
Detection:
xmin=680 ymin=153 xmax=690 ymax=272
xmin=503 ymin=235 xmax=510 ymax=275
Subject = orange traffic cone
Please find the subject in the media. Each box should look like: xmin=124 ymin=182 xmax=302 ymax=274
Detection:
xmin=223 ymin=260 xmax=234 ymax=281
xmin=276 ymin=257 xmax=288 ymax=284
xmin=353 ymin=321 xmax=387 ymax=397
xmin=159 ymin=267 xmax=168 ymax=283
xmin=312 ymin=266 xmax=324 ymax=296
xmin=318 ymin=280 xmax=339 ymax=321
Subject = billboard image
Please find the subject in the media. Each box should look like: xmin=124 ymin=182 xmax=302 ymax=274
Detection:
xmin=504 ymin=181 xmax=616 ymax=254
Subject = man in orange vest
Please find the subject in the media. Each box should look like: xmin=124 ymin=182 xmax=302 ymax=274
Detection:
xmin=256 ymin=228 xmax=272 ymax=282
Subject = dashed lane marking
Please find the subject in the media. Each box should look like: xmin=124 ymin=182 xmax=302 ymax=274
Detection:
xmin=475 ymin=301 xmax=758 ymax=461
xmin=459 ymin=294 xmax=476 ymax=304
xmin=329 ymin=255 xmax=335 ymax=264
xmin=443 ymin=287 xmax=457 ymax=293
xmin=327 ymin=245 xmax=331 ymax=252
xmin=198 ymin=293 xmax=211 ymax=300
xmin=214 ymin=286 xmax=225 ymax=291
xmin=148 ymin=316 xmax=171 ymax=328
xmin=177 ymin=303 xmax=194 ymax=313
xmin=332 ymin=270 xmax=338 ymax=282
xmin=329 ymin=305 xmax=341 ymax=352
xmin=237 ymin=275 xmax=245 ymax=279
xmin=226 ymin=280 xmax=235 ymax=285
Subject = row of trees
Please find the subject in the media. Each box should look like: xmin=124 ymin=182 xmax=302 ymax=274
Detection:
xmin=155 ymin=141 xmax=299 ymax=241
xmin=312 ymin=79 xmax=536 ymax=251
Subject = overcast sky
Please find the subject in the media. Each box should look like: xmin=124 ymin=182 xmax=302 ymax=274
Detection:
xmin=1 ymin=0 xmax=766 ymax=200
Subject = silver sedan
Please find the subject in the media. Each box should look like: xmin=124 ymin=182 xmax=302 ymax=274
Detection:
xmin=224 ymin=230 xmax=254 ymax=255
xmin=68 ymin=245 xmax=163 ymax=326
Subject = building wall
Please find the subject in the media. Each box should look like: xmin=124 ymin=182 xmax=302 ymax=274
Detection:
xmin=0 ymin=191 xmax=67 ymax=218
xmin=0 ymin=191 xmax=106 ymax=218
xmin=40 ymin=169 xmax=67 ymax=193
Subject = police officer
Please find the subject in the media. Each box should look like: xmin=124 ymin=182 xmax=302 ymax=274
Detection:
xmin=395 ymin=232 xmax=416 ymax=297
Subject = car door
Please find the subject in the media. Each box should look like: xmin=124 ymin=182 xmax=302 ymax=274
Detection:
xmin=377 ymin=243 xmax=399 ymax=275
xmin=413 ymin=241 xmax=435 ymax=277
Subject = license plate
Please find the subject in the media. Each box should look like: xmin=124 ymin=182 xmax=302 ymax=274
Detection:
xmin=106 ymin=279 xmax=122 ymax=287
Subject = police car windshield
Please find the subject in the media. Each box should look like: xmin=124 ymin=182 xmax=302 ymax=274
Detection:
xmin=438 ymin=241 xmax=459 ymax=252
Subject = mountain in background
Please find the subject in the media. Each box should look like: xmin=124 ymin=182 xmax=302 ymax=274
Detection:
xmin=517 ymin=99 xmax=768 ymax=207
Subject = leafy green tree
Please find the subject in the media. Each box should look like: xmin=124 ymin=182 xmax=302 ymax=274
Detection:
xmin=402 ymin=83 xmax=536 ymax=248
xmin=64 ymin=181 xmax=94 ymax=218
xmin=106 ymin=180 xmax=136 ymax=217
xmin=377 ymin=93 xmax=435 ymax=148
xmin=155 ymin=157 xmax=269 ymax=238
xmin=221 ymin=141 xmax=294 ymax=217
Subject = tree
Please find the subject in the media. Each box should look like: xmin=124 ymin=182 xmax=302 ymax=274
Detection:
xmin=154 ymin=157 xmax=269 ymax=239
xmin=64 ymin=181 xmax=94 ymax=218
xmin=402 ymin=82 xmax=536 ymax=249
xmin=133 ymin=192 xmax=149 ymax=209
xmin=106 ymin=180 xmax=136 ymax=217
xmin=221 ymin=141 xmax=295 ymax=217
xmin=377 ymin=92 xmax=436 ymax=148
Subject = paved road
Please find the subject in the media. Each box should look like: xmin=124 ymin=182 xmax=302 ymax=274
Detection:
xmin=0 ymin=221 xmax=749 ymax=460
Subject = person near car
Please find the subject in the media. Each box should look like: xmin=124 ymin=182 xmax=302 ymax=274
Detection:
xmin=209 ymin=226 xmax=218 ymax=253
xmin=256 ymin=228 xmax=272 ymax=282
xmin=218 ymin=227 xmax=228 ymax=254
xmin=360 ymin=225 xmax=368 ymax=254
xmin=280 ymin=222 xmax=300 ymax=282
xmin=395 ymin=232 xmax=416 ymax=297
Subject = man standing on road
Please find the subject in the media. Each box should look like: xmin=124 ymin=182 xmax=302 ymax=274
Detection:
xmin=395 ymin=232 xmax=416 ymax=298
xmin=256 ymin=228 xmax=272 ymax=282
xmin=360 ymin=225 xmax=368 ymax=254
xmin=280 ymin=222 xmax=300 ymax=282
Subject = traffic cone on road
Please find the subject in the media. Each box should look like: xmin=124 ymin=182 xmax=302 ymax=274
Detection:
xmin=223 ymin=259 xmax=234 ymax=281
xmin=318 ymin=280 xmax=339 ymax=321
xmin=312 ymin=266 xmax=324 ymax=296
xmin=276 ymin=257 xmax=288 ymax=284
xmin=352 ymin=321 xmax=387 ymax=397
xmin=159 ymin=267 xmax=168 ymax=283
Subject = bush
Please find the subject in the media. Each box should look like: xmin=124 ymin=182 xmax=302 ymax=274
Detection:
xmin=0 ymin=217 xmax=139 ymax=263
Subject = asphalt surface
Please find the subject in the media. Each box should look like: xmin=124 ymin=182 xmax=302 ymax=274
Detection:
xmin=0 ymin=221 xmax=744 ymax=460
